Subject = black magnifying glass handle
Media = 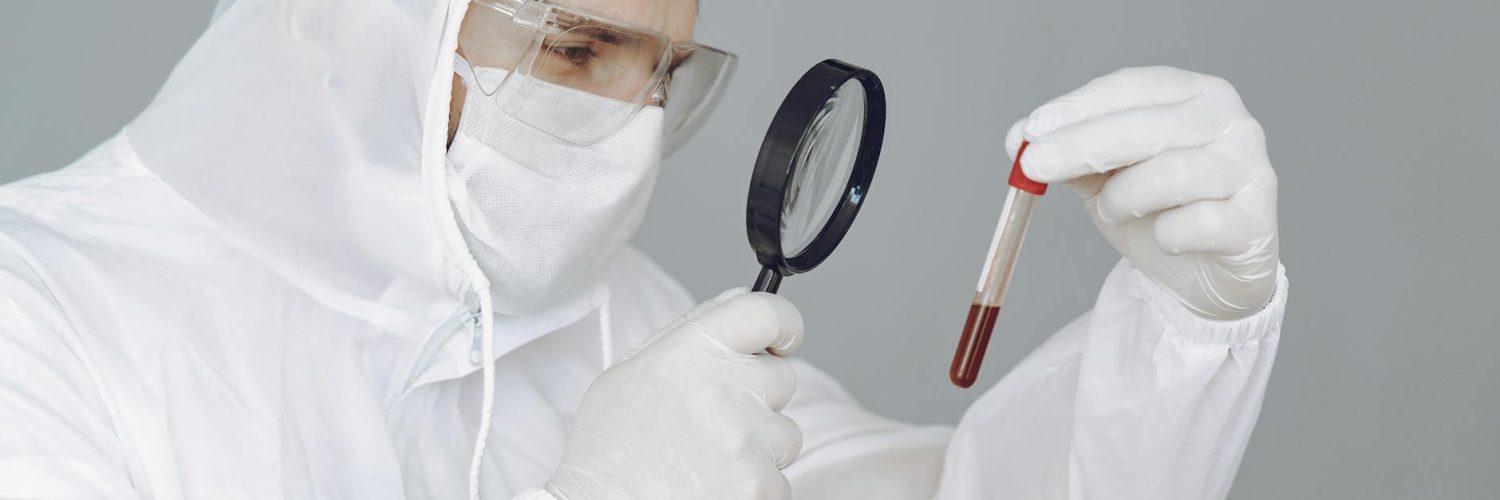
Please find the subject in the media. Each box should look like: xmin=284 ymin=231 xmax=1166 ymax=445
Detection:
xmin=753 ymin=267 xmax=783 ymax=293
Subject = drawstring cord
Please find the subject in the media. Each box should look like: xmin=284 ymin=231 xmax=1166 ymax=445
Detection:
xmin=468 ymin=289 xmax=496 ymax=500
xmin=455 ymin=54 xmax=495 ymax=499
xmin=466 ymin=286 xmax=612 ymax=499
xmin=598 ymin=290 xmax=614 ymax=369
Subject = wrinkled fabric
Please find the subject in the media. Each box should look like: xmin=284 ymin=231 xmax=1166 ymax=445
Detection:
xmin=0 ymin=136 xmax=682 ymax=498
xmin=931 ymin=260 xmax=1287 ymax=500
xmin=0 ymin=0 xmax=1288 ymax=499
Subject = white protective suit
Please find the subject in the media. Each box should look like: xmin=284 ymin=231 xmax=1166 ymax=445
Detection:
xmin=0 ymin=1 xmax=1288 ymax=499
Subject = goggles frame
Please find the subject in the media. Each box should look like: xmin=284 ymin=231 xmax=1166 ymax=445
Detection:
xmin=463 ymin=0 xmax=736 ymax=150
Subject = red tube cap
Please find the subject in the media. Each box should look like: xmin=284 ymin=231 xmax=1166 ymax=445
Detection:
xmin=1008 ymin=140 xmax=1048 ymax=196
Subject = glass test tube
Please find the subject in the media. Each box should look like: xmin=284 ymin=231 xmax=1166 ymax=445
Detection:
xmin=950 ymin=141 xmax=1047 ymax=388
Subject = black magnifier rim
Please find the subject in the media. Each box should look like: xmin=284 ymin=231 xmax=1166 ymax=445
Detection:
xmin=746 ymin=59 xmax=886 ymax=277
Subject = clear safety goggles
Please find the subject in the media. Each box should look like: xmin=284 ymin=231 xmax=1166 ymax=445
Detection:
xmin=459 ymin=0 xmax=737 ymax=153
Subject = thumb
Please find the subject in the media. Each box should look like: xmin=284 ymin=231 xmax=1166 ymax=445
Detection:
xmin=1004 ymin=117 xmax=1027 ymax=160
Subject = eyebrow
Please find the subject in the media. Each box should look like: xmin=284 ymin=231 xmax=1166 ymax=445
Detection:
xmin=554 ymin=25 xmax=625 ymax=45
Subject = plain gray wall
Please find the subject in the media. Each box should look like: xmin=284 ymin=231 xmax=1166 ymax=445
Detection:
xmin=3 ymin=1 xmax=1496 ymax=498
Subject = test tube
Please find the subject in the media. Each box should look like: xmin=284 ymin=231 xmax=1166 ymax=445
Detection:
xmin=950 ymin=141 xmax=1047 ymax=388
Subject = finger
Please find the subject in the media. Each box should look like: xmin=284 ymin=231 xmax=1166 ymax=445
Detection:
xmin=1095 ymin=147 xmax=1246 ymax=226
xmin=748 ymin=354 xmax=798 ymax=412
xmin=1153 ymin=199 xmax=1273 ymax=256
xmin=1022 ymin=66 xmax=1228 ymax=139
xmin=685 ymin=292 xmax=804 ymax=356
xmin=754 ymin=412 xmax=804 ymax=470
xmin=750 ymin=468 xmax=792 ymax=500
xmin=1063 ymin=172 xmax=1110 ymax=199
xmin=1021 ymin=101 xmax=1249 ymax=184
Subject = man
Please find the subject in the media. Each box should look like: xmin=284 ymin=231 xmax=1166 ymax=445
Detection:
xmin=0 ymin=0 xmax=1286 ymax=498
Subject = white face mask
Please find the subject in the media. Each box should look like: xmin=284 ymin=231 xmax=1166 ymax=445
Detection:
xmin=446 ymin=60 xmax=664 ymax=314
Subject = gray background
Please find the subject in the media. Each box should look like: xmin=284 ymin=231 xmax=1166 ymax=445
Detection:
xmin=3 ymin=1 xmax=1496 ymax=498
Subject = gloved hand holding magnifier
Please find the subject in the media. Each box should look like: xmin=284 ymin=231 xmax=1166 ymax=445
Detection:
xmin=745 ymin=59 xmax=886 ymax=293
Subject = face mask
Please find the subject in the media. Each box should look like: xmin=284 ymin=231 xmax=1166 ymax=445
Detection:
xmin=446 ymin=58 xmax=664 ymax=314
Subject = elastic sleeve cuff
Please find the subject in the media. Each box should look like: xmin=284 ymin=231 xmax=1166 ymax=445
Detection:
xmin=511 ymin=488 xmax=559 ymax=500
xmin=1115 ymin=259 xmax=1289 ymax=347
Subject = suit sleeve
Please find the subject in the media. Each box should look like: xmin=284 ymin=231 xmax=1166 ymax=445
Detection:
xmin=787 ymin=259 xmax=1288 ymax=500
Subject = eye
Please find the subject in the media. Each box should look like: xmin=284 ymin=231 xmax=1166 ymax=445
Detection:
xmin=549 ymin=43 xmax=598 ymax=68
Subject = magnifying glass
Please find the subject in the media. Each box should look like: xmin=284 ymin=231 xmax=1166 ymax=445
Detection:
xmin=745 ymin=59 xmax=886 ymax=293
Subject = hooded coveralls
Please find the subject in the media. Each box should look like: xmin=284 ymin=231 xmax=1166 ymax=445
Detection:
xmin=0 ymin=1 xmax=1288 ymax=498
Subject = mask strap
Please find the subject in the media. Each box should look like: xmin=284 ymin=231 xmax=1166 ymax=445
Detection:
xmin=453 ymin=53 xmax=479 ymax=88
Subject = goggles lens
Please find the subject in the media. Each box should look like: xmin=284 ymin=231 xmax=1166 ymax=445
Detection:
xmin=662 ymin=47 xmax=735 ymax=155
xmin=460 ymin=0 xmax=736 ymax=151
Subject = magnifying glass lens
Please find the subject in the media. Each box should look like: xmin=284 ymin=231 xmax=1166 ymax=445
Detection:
xmin=780 ymin=79 xmax=868 ymax=256
xmin=746 ymin=59 xmax=884 ymax=294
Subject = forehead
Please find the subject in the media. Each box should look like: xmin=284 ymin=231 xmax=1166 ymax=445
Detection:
xmin=551 ymin=0 xmax=697 ymax=43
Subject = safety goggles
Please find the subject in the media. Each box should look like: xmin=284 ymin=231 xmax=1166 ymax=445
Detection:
xmin=459 ymin=0 xmax=736 ymax=153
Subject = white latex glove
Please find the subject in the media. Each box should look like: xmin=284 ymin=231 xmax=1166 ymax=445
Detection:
xmin=544 ymin=289 xmax=805 ymax=500
xmin=1006 ymin=66 xmax=1280 ymax=320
